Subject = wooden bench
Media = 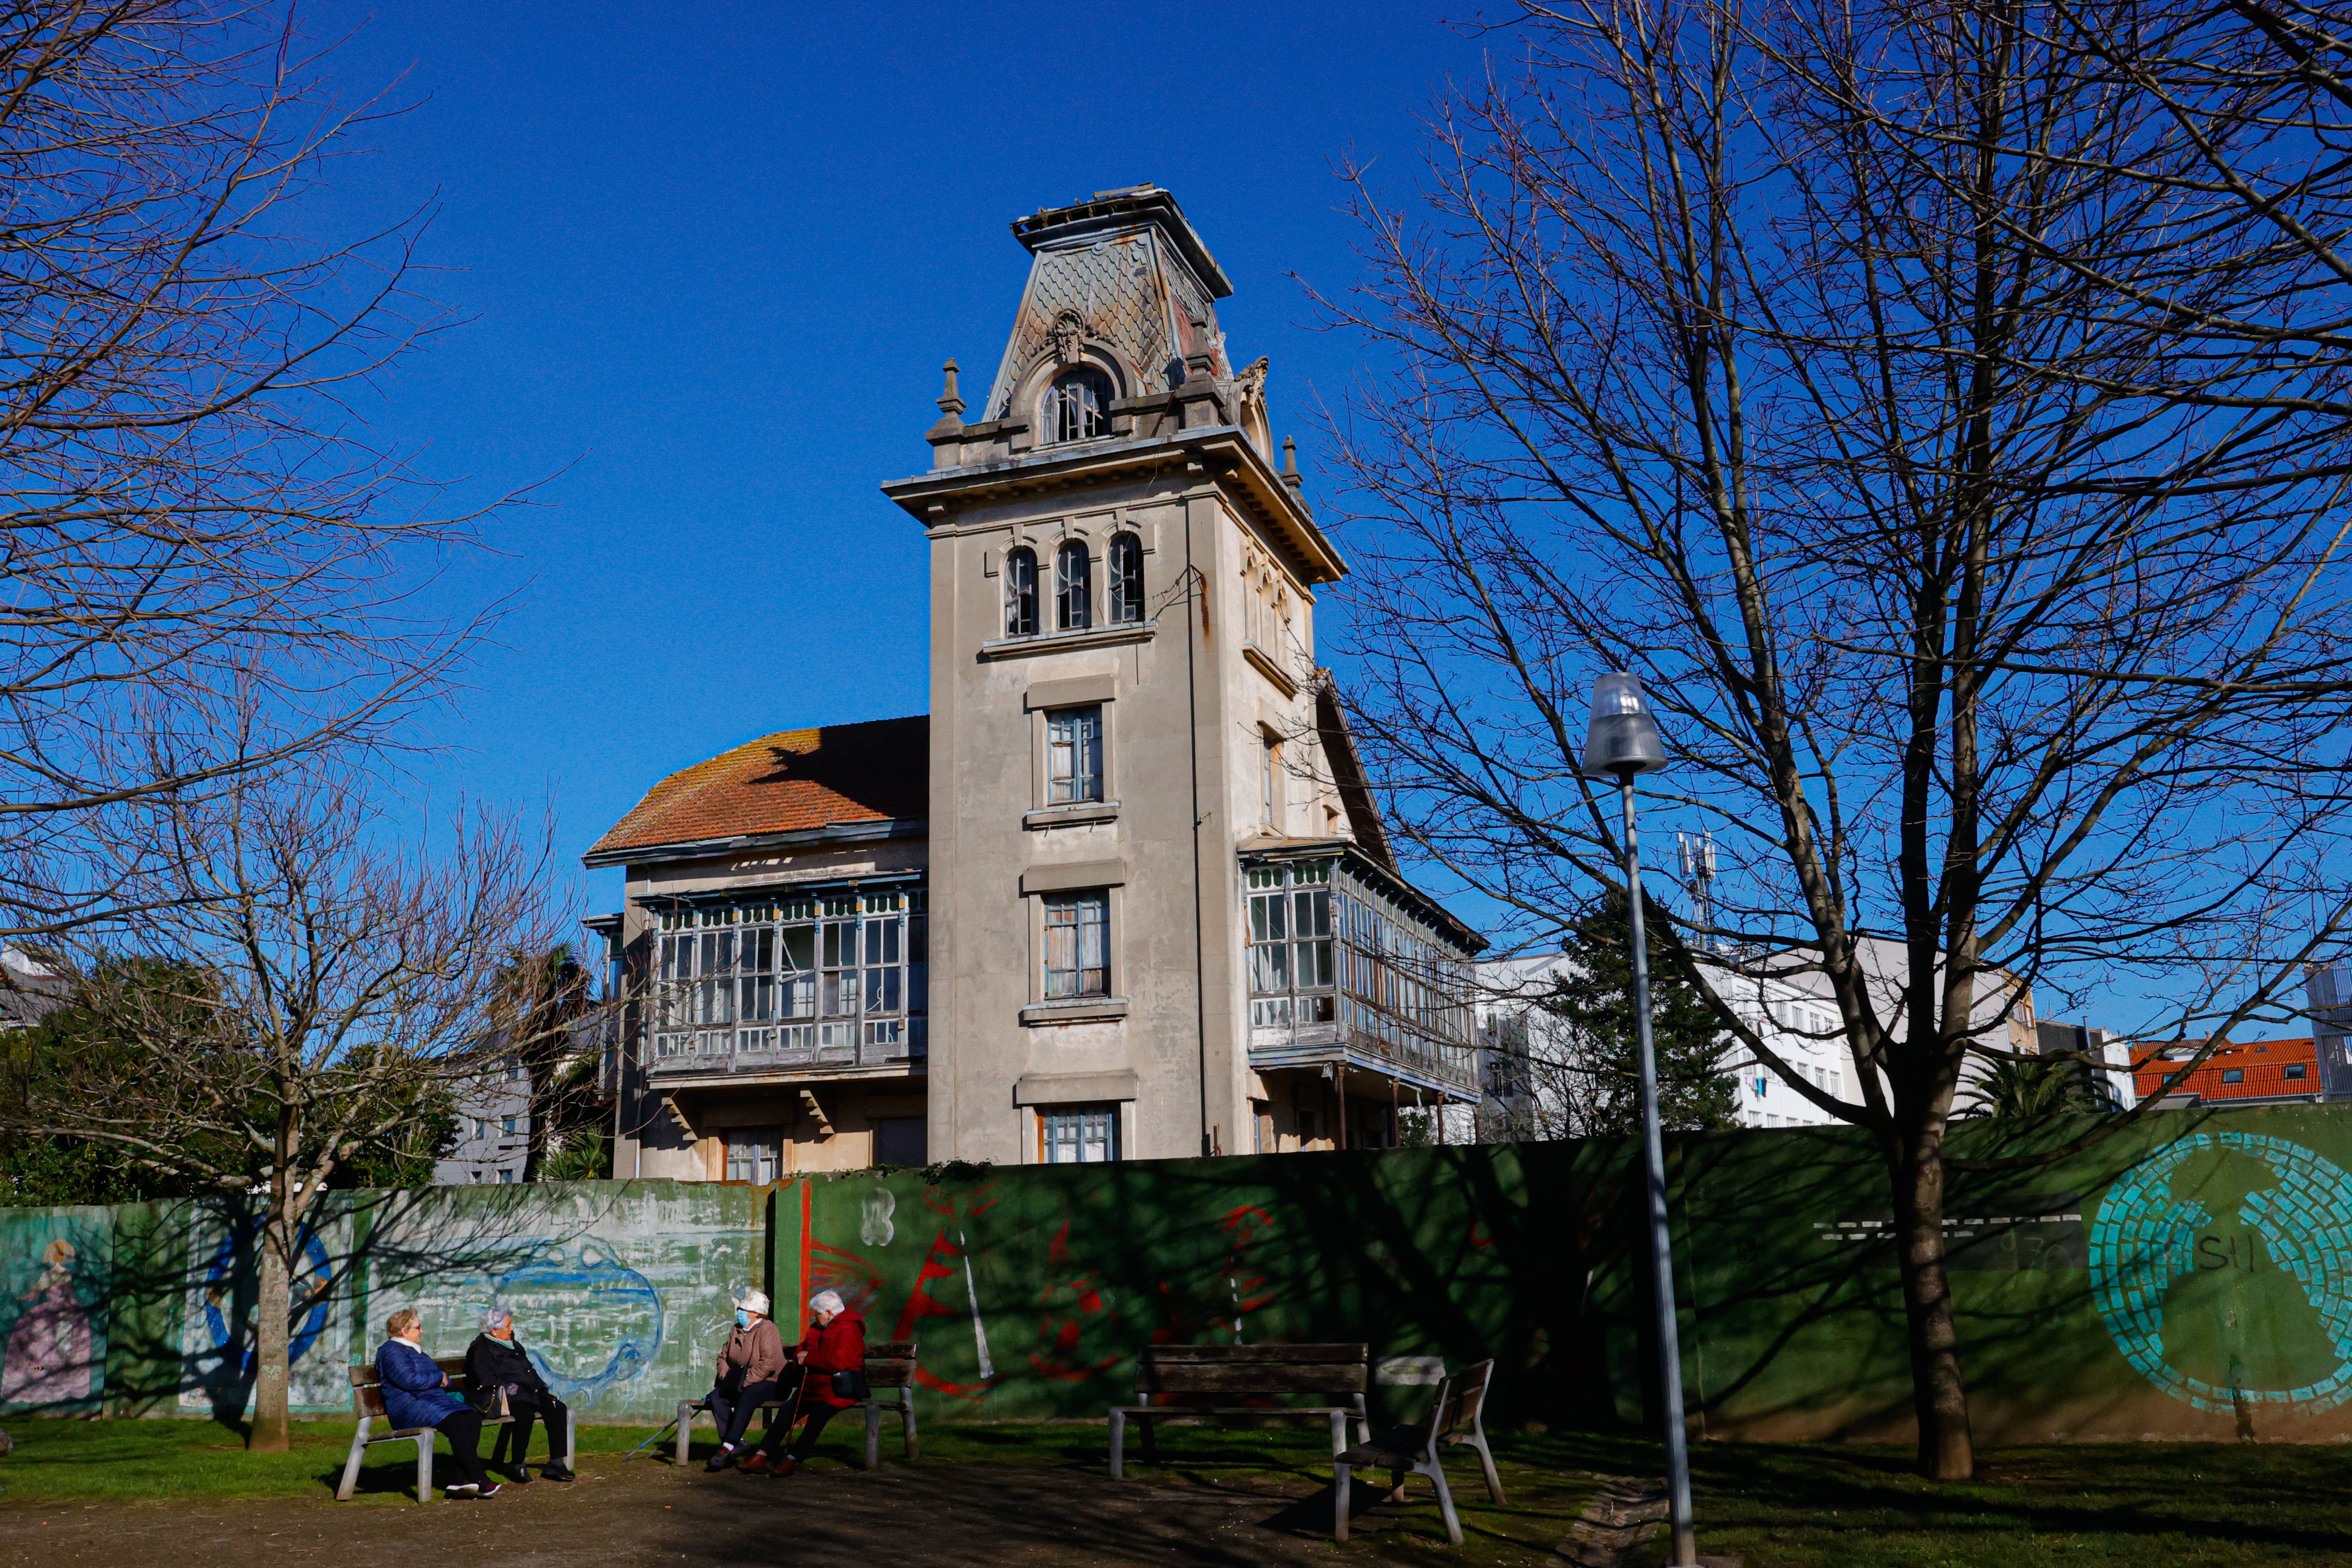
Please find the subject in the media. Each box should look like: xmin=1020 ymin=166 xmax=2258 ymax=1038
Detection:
xmin=674 ymin=1340 xmax=919 ymax=1470
xmin=1332 ymin=1358 xmax=1505 ymax=1544
xmin=1107 ymin=1344 xmax=1371 ymax=1479
xmin=338 ymin=1355 xmax=547 ymax=1502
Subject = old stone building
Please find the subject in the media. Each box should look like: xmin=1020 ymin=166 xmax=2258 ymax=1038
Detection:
xmin=588 ymin=186 xmax=1483 ymax=1181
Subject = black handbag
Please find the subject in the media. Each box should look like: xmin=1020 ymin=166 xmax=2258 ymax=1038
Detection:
xmin=829 ymin=1368 xmax=870 ymax=1401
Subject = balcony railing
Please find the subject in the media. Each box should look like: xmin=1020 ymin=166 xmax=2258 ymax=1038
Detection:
xmin=1247 ymin=1017 xmax=1481 ymax=1098
xmin=646 ymin=1019 xmax=926 ymax=1078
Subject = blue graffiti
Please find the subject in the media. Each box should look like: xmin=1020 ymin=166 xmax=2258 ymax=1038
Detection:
xmin=200 ymin=1223 xmax=334 ymax=1374
xmin=490 ymin=1243 xmax=664 ymax=1407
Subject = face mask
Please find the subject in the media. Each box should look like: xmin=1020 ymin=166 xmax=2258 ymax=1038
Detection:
xmin=736 ymin=1310 xmax=750 ymax=1329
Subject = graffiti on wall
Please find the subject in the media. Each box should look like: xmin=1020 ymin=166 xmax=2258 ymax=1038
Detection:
xmin=176 ymin=1203 xmax=355 ymax=1416
xmin=2090 ymin=1130 xmax=2352 ymax=1415
xmin=361 ymin=1184 xmax=754 ymax=1420
xmin=0 ymin=1209 xmax=110 ymax=1412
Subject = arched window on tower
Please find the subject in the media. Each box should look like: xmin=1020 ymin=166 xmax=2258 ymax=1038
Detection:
xmin=1005 ymin=546 xmax=1038 ymax=637
xmin=1106 ymin=533 xmax=1144 ymax=624
xmin=1056 ymin=541 xmax=1092 ymax=631
xmin=1041 ymin=366 xmax=1114 ymax=444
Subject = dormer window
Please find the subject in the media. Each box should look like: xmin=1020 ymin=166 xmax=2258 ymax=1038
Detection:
xmin=1042 ymin=366 xmax=1114 ymax=444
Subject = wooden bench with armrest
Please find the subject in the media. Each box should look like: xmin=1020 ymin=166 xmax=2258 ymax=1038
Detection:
xmin=673 ymin=1340 xmax=919 ymax=1470
xmin=337 ymin=1356 xmax=566 ymax=1502
xmin=1106 ymin=1344 xmax=1371 ymax=1479
xmin=1332 ymin=1357 xmax=1505 ymax=1545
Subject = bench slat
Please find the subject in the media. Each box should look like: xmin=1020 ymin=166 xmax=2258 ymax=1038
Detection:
xmin=1143 ymin=1344 xmax=1366 ymax=1364
xmin=1142 ymin=1365 xmax=1368 ymax=1394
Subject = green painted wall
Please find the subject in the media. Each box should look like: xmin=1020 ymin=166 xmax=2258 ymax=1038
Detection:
xmin=0 ymin=1105 xmax=2346 ymax=1442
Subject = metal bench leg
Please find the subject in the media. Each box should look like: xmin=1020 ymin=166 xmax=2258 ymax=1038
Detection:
xmin=1107 ymin=1409 xmax=1124 ymax=1479
xmin=1470 ymin=1416 xmax=1506 ymax=1504
xmin=1329 ymin=1409 xmax=1348 ymax=1458
xmin=336 ymin=1418 xmax=371 ymax=1501
xmin=675 ymin=1401 xmax=695 ymax=1467
xmin=902 ymin=1388 xmax=917 ymax=1461
xmin=1352 ymin=1392 xmax=1371 ymax=1447
xmin=1333 ymin=1459 xmax=1352 ymax=1542
xmin=864 ymin=1402 xmax=880 ymax=1470
xmin=416 ymin=1433 xmax=435 ymax=1504
xmin=1423 ymin=1454 xmax=1462 ymax=1546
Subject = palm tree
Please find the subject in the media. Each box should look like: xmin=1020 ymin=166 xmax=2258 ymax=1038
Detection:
xmin=1957 ymin=1053 xmax=2102 ymax=1120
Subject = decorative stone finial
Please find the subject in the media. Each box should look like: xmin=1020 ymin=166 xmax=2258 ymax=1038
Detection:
xmin=1184 ymin=314 xmax=1216 ymax=379
xmin=937 ymin=359 xmax=965 ymax=418
xmin=1282 ymin=436 xmax=1304 ymax=491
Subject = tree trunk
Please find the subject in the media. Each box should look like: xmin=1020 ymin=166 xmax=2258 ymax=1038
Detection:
xmin=249 ymin=1199 xmax=293 ymax=1451
xmin=1895 ymin=1126 xmax=1973 ymax=1479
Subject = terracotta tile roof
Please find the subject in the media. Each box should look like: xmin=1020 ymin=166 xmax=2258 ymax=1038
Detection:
xmin=586 ymin=715 xmax=928 ymax=861
xmin=2132 ymin=1036 xmax=2318 ymax=1102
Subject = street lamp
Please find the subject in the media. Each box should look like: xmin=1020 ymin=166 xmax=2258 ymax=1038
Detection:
xmin=1581 ymin=671 xmax=1697 ymax=1568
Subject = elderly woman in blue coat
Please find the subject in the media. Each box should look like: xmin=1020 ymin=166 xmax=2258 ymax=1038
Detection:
xmin=376 ymin=1307 xmax=500 ymax=1497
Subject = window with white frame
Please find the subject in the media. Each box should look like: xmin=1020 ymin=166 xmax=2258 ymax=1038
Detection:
xmin=1247 ymin=860 xmax=1334 ymax=1028
xmin=1056 ymin=541 xmax=1092 ymax=630
xmin=1005 ymin=546 xmax=1039 ymax=637
xmin=724 ymin=1127 xmax=783 ymax=1184
xmin=1040 ymin=1103 xmax=1119 ymax=1162
xmin=1107 ymin=533 xmax=1144 ymax=623
xmin=1046 ymin=705 xmax=1104 ymax=804
xmin=652 ymin=886 xmax=927 ymax=1062
xmin=1042 ymin=890 xmax=1110 ymax=998
xmin=1041 ymin=366 xmax=1113 ymax=443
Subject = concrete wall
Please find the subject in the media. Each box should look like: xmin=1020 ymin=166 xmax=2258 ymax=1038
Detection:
xmin=5 ymin=1105 xmax=2351 ymax=1441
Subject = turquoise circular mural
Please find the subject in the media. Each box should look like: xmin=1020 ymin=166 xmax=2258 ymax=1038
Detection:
xmin=2089 ymin=1130 xmax=2352 ymax=1413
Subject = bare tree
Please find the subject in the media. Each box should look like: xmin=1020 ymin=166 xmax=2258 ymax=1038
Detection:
xmin=485 ymin=943 xmax=610 ymax=1183
xmin=0 ymin=1 xmax=505 ymax=943
xmin=5 ymin=763 xmax=564 ymax=1450
xmin=1313 ymin=0 xmax=2352 ymax=1478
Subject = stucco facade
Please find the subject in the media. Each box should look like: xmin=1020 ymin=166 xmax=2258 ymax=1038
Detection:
xmin=589 ymin=186 xmax=1482 ymax=1181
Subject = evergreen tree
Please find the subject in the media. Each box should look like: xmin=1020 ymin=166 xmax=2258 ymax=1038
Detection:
xmin=1537 ymin=890 xmax=1739 ymax=1137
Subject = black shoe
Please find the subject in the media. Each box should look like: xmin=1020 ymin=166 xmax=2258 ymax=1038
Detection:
xmin=539 ymin=1465 xmax=576 ymax=1483
xmin=705 ymin=1448 xmax=738 ymax=1472
xmin=478 ymin=1481 xmax=502 ymax=1498
xmin=505 ymin=1464 xmax=535 ymax=1484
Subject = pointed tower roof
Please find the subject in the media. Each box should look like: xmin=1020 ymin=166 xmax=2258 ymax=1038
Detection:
xmin=980 ymin=184 xmax=1235 ymax=422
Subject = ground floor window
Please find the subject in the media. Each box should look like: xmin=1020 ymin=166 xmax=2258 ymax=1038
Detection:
xmin=725 ymin=1126 xmax=783 ymax=1184
xmin=1040 ymin=1103 xmax=1119 ymax=1163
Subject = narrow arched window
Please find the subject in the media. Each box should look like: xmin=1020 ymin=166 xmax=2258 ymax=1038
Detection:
xmin=1107 ymin=533 xmax=1144 ymax=624
xmin=1041 ymin=366 xmax=1114 ymax=444
xmin=1005 ymin=546 xmax=1038 ymax=637
xmin=1056 ymin=541 xmax=1092 ymax=631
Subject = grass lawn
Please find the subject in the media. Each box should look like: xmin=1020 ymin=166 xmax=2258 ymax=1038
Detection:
xmin=0 ymin=1417 xmax=2344 ymax=1565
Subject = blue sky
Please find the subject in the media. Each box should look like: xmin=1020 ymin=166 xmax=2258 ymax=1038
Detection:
xmin=299 ymin=0 xmax=1496 ymax=923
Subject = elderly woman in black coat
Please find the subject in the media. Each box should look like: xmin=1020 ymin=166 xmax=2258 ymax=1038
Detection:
xmin=464 ymin=1307 xmax=575 ymax=1483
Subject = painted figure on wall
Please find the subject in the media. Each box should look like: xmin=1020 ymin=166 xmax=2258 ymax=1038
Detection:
xmin=1 ymin=1240 xmax=95 ymax=1406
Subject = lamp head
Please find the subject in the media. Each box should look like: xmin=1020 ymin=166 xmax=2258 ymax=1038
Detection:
xmin=1580 ymin=672 xmax=1669 ymax=778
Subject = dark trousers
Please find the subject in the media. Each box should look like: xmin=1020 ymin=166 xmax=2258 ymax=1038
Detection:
xmin=755 ymin=1385 xmax=843 ymax=1461
xmin=707 ymin=1377 xmax=778 ymax=1449
xmin=490 ymin=1389 xmax=570 ymax=1470
xmin=434 ymin=1407 xmax=492 ymax=1487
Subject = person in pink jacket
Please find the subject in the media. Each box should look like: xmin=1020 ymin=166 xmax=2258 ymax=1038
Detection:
xmin=703 ymin=1289 xmax=786 ymax=1471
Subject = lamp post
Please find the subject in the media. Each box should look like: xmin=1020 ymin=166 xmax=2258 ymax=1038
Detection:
xmin=1581 ymin=671 xmax=1696 ymax=1568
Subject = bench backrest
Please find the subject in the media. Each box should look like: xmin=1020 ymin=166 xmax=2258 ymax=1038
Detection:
xmin=350 ymin=1355 xmax=480 ymax=1422
xmin=866 ymin=1340 xmax=917 ymax=1390
xmin=1430 ymin=1358 xmax=1494 ymax=1443
xmin=1137 ymin=1343 xmax=1368 ymax=1397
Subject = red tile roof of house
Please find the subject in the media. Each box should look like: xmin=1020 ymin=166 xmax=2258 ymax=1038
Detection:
xmin=2132 ymin=1036 xmax=2318 ymax=1103
xmin=585 ymin=715 xmax=928 ymax=862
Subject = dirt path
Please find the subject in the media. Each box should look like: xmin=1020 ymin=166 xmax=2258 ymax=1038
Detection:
xmin=0 ymin=1454 xmax=1398 ymax=1567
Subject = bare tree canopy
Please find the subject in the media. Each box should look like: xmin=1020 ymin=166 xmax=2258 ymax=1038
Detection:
xmin=0 ymin=1 xmax=506 ymax=939
xmin=1316 ymin=0 xmax=2352 ymax=1477
xmin=8 ymin=761 xmax=564 ymax=1449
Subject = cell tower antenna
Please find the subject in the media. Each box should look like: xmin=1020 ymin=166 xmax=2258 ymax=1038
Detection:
xmin=1677 ymin=830 xmax=1717 ymax=944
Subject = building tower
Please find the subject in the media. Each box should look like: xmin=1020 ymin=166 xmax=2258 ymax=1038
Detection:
xmin=883 ymin=185 xmax=1482 ymax=1165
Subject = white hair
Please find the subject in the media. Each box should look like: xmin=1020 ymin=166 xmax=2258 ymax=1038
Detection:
xmin=809 ymin=1289 xmax=846 ymax=1316
xmin=480 ymin=1306 xmax=511 ymax=1332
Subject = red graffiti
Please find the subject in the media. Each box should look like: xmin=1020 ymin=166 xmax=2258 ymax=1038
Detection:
xmin=1028 ymin=1221 xmax=1121 ymax=1383
xmin=808 ymin=1242 xmax=885 ymax=1321
xmin=891 ymin=1226 xmax=995 ymax=1401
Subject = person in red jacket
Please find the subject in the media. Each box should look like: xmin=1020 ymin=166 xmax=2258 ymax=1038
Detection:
xmin=740 ymin=1289 xmax=865 ymax=1477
